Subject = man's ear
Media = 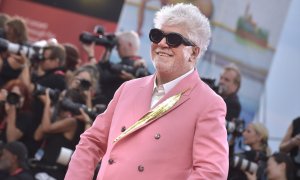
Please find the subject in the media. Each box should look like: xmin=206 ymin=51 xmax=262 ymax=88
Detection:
xmin=192 ymin=47 xmax=200 ymax=59
xmin=189 ymin=47 xmax=200 ymax=62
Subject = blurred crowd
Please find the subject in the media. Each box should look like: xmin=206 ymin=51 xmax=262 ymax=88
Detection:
xmin=0 ymin=12 xmax=299 ymax=180
xmin=0 ymin=13 xmax=150 ymax=180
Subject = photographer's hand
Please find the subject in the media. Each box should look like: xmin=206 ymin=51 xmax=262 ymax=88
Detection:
xmin=133 ymin=59 xmax=147 ymax=68
xmin=120 ymin=70 xmax=135 ymax=80
xmin=77 ymin=108 xmax=93 ymax=129
xmin=245 ymin=171 xmax=257 ymax=180
xmin=8 ymin=54 xmax=28 ymax=70
xmin=38 ymin=89 xmax=51 ymax=106
xmin=290 ymin=134 xmax=300 ymax=147
xmin=82 ymin=42 xmax=95 ymax=57
xmin=0 ymin=89 xmax=7 ymax=102
xmin=83 ymin=89 xmax=93 ymax=109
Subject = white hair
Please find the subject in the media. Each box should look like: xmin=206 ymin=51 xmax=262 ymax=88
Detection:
xmin=153 ymin=3 xmax=211 ymax=59
xmin=116 ymin=31 xmax=140 ymax=52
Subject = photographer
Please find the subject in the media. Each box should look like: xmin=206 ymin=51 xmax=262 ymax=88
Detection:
xmin=21 ymin=44 xmax=66 ymax=120
xmin=279 ymin=116 xmax=300 ymax=179
xmin=0 ymin=141 xmax=34 ymax=180
xmin=228 ymin=122 xmax=270 ymax=180
xmin=0 ymin=54 xmax=27 ymax=88
xmin=0 ymin=80 xmax=36 ymax=157
xmin=0 ymin=16 xmax=29 ymax=88
xmin=67 ymin=64 xmax=100 ymax=111
xmin=33 ymin=87 xmax=92 ymax=180
xmin=31 ymin=65 xmax=100 ymax=179
xmin=218 ymin=64 xmax=241 ymax=121
xmin=246 ymin=152 xmax=294 ymax=180
xmin=63 ymin=43 xmax=81 ymax=82
xmin=82 ymin=30 xmax=150 ymax=105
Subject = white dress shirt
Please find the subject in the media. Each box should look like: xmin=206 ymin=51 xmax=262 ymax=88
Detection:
xmin=151 ymin=69 xmax=194 ymax=108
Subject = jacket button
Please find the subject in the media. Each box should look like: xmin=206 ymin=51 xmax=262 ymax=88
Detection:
xmin=138 ymin=165 xmax=144 ymax=172
xmin=121 ymin=126 xmax=126 ymax=132
xmin=108 ymin=159 xmax=114 ymax=164
xmin=154 ymin=133 xmax=161 ymax=139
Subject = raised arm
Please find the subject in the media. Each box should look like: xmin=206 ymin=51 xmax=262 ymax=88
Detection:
xmin=280 ymin=122 xmax=300 ymax=153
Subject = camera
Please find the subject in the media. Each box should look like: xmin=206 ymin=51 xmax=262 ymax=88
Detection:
xmin=231 ymin=151 xmax=267 ymax=176
xmin=201 ymin=77 xmax=227 ymax=95
xmin=232 ymin=156 xmax=258 ymax=174
xmin=226 ymin=118 xmax=245 ymax=136
xmin=0 ymin=37 xmax=46 ymax=62
xmin=60 ymin=98 xmax=99 ymax=119
xmin=6 ymin=92 xmax=20 ymax=105
xmin=33 ymin=84 xmax=61 ymax=103
xmin=79 ymin=25 xmax=117 ymax=49
xmin=78 ymin=79 xmax=92 ymax=91
xmin=110 ymin=63 xmax=149 ymax=78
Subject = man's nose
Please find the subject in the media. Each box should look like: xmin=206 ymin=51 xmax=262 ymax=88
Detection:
xmin=157 ymin=37 xmax=168 ymax=47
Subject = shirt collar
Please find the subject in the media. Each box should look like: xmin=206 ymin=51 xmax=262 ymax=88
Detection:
xmin=153 ymin=68 xmax=194 ymax=94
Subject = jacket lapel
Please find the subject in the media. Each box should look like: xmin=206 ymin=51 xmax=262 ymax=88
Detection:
xmin=132 ymin=75 xmax=155 ymax=118
xmin=114 ymin=70 xmax=200 ymax=144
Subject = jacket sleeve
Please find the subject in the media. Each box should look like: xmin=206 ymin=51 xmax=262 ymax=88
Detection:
xmin=65 ymin=83 xmax=126 ymax=180
xmin=188 ymin=96 xmax=229 ymax=180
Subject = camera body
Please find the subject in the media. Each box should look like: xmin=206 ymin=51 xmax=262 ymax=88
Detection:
xmin=33 ymin=84 xmax=61 ymax=103
xmin=110 ymin=63 xmax=149 ymax=78
xmin=79 ymin=25 xmax=117 ymax=49
xmin=78 ymin=79 xmax=92 ymax=91
xmin=60 ymin=98 xmax=99 ymax=119
xmin=226 ymin=118 xmax=245 ymax=136
xmin=200 ymin=77 xmax=225 ymax=94
xmin=230 ymin=151 xmax=267 ymax=178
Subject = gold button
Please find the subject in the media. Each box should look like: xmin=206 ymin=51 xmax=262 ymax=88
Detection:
xmin=138 ymin=165 xmax=144 ymax=172
xmin=154 ymin=133 xmax=161 ymax=139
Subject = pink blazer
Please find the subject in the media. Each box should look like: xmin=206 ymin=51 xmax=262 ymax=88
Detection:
xmin=65 ymin=70 xmax=228 ymax=180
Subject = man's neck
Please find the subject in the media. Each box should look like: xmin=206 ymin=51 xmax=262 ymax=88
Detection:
xmin=156 ymin=69 xmax=194 ymax=86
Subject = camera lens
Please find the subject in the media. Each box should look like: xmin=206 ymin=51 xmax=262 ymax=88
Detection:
xmin=6 ymin=92 xmax=20 ymax=105
xmin=79 ymin=79 xmax=92 ymax=91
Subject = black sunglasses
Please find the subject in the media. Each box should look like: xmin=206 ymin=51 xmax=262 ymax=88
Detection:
xmin=149 ymin=28 xmax=196 ymax=48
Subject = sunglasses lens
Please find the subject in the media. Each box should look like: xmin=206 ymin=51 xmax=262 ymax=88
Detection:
xmin=166 ymin=33 xmax=183 ymax=47
xmin=149 ymin=29 xmax=164 ymax=43
xmin=149 ymin=29 xmax=194 ymax=47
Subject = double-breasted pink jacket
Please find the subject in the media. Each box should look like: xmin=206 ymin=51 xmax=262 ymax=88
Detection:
xmin=65 ymin=70 xmax=228 ymax=180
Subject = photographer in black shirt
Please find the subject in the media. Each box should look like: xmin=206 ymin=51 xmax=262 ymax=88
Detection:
xmin=0 ymin=16 xmax=29 ymax=88
xmin=83 ymin=30 xmax=150 ymax=105
xmin=18 ymin=44 xmax=66 ymax=158
xmin=218 ymin=64 xmax=242 ymax=121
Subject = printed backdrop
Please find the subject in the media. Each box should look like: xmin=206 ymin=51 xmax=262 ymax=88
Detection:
xmin=114 ymin=0 xmax=291 ymax=123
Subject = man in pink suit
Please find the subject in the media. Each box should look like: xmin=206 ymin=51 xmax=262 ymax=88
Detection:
xmin=65 ymin=3 xmax=229 ymax=180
